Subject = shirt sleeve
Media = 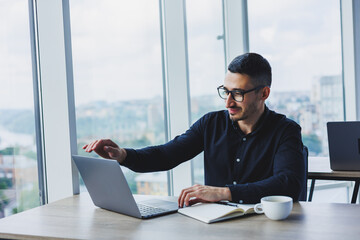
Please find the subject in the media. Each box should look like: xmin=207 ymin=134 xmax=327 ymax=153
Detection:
xmin=227 ymin=122 xmax=306 ymax=204
xmin=121 ymin=116 xmax=206 ymax=173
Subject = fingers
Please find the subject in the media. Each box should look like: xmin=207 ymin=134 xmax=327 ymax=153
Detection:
xmin=178 ymin=185 xmax=227 ymax=208
xmin=178 ymin=185 xmax=194 ymax=207
xmin=91 ymin=140 xmax=104 ymax=152
xmin=84 ymin=140 xmax=99 ymax=153
xmin=82 ymin=139 xmax=126 ymax=162
xmin=82 ymin=139 xmax=123 ymax=161
xmin=183 ymin=189 xmax=211 ymax=207
xmin=188 ymin=198 xmax=203 ymax=206
xmin=189 ymin=197 xmax=210 ymax=206
xmin=178 ymin=184 xmax=201 ymax=208
xmin=183 ymin=191 xmax=196 ymax=207
xmin=104 ymin=146 xmax=119 ymax=158
xmin=101 ymin=139 xmax=119 ymax=148
xmin=83 ymin=139 xmax=118 ymax=153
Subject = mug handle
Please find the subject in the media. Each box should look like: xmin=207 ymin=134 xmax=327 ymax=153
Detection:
xmin=254 ymin=203 xmax=264 ymax=214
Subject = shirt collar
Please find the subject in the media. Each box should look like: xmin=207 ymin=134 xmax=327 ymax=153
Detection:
xmin=251 ymin=105 xmax=269 ymax=135
xmin=230 ymin=104 xmax=269 ymax=136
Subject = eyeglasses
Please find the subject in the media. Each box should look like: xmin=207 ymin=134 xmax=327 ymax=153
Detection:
xmin=217 ymin=85 xmax=266 ymax=102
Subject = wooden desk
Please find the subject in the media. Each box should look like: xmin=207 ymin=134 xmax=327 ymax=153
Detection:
xmin=0 ymin=193 xmax=360 ymax=240
xmin=308 ymin=157 xmax=360 ymax=203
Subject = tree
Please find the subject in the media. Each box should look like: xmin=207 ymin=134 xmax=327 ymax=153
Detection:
xmin=11 ymin=185 xmax=39 ymax=214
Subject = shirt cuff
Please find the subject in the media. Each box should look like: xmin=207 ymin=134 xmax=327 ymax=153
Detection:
xmin=121 ymin=148 xmax=137 ymax=169
xmin=226 ymin=183 xmax=251 ymax=204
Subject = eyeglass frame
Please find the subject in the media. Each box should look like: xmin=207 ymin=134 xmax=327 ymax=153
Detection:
xmin=217 ymin=85 xmax=267 ymax=102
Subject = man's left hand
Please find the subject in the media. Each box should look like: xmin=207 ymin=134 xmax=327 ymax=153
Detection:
xmin=178 ymin=184 xmax=232 ymax=208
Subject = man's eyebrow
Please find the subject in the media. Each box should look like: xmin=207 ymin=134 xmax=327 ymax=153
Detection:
xmin=223 ymin=86 xmax=245 ymax=91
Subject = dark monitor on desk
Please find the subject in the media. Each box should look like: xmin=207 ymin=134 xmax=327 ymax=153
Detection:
xmin=327 ymin=121 xmax=360 ymax=171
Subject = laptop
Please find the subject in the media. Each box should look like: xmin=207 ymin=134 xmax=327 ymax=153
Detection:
xmin=72 ymin=155 xmax=178 ymax=219
xmin=327 ymin=121 xmax=360 ymax=171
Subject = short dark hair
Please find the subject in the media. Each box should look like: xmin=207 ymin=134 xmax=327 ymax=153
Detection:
xmin=228 ymin=53 xmax=272 ymax=87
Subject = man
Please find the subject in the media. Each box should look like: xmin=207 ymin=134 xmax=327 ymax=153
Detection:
xmin=83 ymin=53 xmax=306 ymax=207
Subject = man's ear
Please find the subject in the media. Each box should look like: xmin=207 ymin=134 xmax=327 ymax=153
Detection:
xmin=262 ymin=86 xmax=270 ymax=100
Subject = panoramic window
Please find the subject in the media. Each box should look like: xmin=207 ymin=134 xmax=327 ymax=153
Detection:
xmin=186 ymin=0 xmax=225 ymax=185
xmin=70 ymin=0 xmax=167 ymax=195
xmin=248 ymin=0 xmax=347 ymax=202
xmin=248 ymin=0 xmax=343 ymax=157
xmin=0 ymin=0 xmax=40 ymax=217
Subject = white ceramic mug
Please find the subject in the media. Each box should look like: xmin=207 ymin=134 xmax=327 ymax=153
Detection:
xmin=254 ymin=196 xmax=293 ymax=220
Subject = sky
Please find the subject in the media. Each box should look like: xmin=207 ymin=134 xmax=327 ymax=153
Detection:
xmin=0 ymin=0 xmax=343 ymax=109
xmin=0 ymin=0 xmax=34 ymax=110
xmin=248 ymin=0 xmax=342 ymax=92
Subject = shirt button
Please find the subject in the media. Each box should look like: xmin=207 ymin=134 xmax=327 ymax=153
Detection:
xmin=233 ymin=181 xmax=237 ymax=185
xmin=236 ymin=158 xmax=240 ymax=163
xmin=242 ymin=137 xmax=246 ymax=141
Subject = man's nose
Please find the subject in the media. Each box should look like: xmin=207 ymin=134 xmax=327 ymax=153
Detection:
xmin=225 ymin=94 xmax=235 ymax=108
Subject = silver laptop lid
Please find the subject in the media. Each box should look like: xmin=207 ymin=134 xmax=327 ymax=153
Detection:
xmin=327 ymin=121 xmax=360 ymax=171
xmin=72 ymin=155 xmax=142 ymax=218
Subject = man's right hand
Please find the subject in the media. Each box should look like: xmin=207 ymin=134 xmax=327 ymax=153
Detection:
xmin=83 ymin=139 xmax=127 ymax=164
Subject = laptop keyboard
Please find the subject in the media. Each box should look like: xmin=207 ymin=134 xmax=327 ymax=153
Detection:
xmin=137 ymin=203 xmax=169 ymax=217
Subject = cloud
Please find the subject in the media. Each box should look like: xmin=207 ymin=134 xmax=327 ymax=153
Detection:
xmin=1 ymin=0 xmax=343 ymax=108
xmin=0 ymin=0 xmax=34 ymax=109
xmin=248 ymin=0 xmax=342 ymax=92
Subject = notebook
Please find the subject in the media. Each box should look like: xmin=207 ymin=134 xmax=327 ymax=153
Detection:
xmin=72 ymin=155 xmax=178 ymax=219
xmin=178 ymin=202 xmax=255 ymax=223
xmin=327 ymin=121 xmax=360 ymax=171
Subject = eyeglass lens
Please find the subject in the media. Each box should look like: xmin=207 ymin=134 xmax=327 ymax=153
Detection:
xmin=218 ymin=88 xmax=243 ymax=102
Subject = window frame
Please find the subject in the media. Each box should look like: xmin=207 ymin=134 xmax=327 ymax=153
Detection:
xmin=31 ymin=0 xmax=360 ymax=201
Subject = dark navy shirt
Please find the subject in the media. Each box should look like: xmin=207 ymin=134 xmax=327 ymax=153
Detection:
xmin=123 ymin=106 xmax=305 ymax=204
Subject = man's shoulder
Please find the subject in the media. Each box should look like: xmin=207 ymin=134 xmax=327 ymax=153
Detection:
xmin=192 ymin=110 xmax=228 ymax=130
xmin=190 ymin=110 xmax=227 ymax=133
xmin=267 ymin=108 xmax=301 ymax=130
xmin=202 ymin=110 xmax=228 ymax=119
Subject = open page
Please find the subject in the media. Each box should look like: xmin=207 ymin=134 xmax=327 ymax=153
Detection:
xmin=178 ymin=203 xmax=255 ymax=223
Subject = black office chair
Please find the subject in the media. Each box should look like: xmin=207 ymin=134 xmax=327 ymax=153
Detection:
xmin=298 ymin=145 xmax=308 ymax=201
